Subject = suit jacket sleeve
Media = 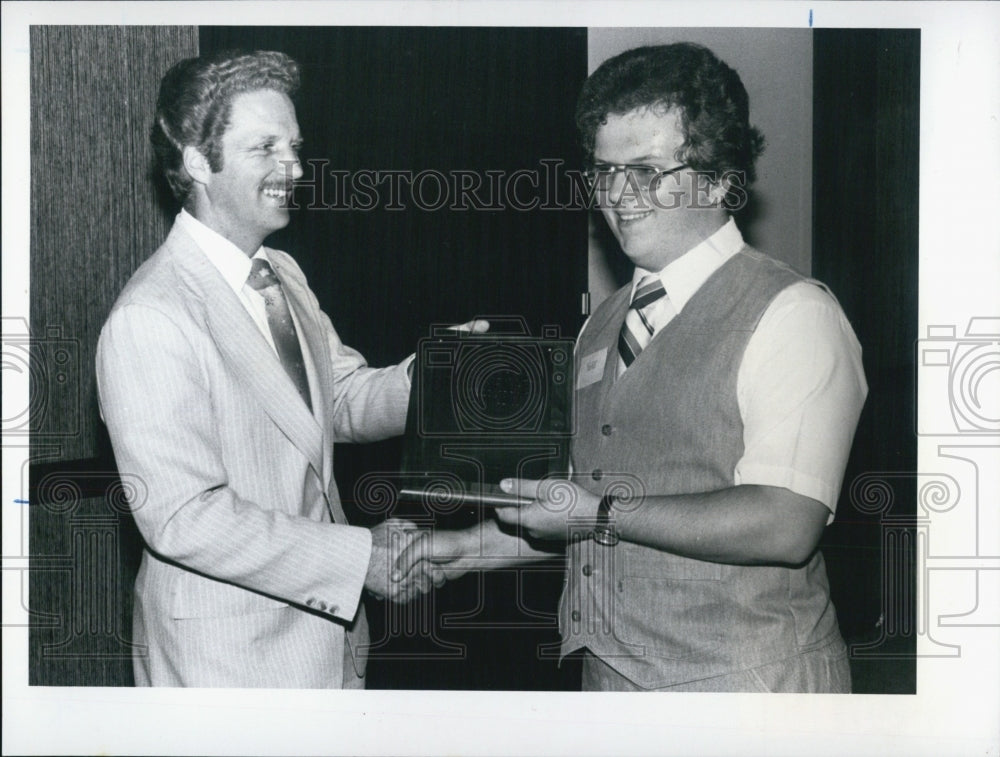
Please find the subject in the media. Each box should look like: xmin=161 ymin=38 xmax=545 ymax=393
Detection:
xmin=97 ymin=303 xmax=371 ymax=621
xmin=268 ymin=248 xmax=412 ymax=444
xmin=319 ymin=298 xmax=412 ymax=443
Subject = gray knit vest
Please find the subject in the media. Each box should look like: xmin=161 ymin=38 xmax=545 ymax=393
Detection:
xmin=561 ymin=247 xmax=844 ymax=688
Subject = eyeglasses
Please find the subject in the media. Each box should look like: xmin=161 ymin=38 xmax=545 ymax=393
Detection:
xmin=584 ymin=162 xmax=690 ymax=193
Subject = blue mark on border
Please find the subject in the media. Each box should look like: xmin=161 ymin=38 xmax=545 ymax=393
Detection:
xmin=809 ymin=8 xmax=813 ymax=27
xmin=14 ymin=499 xmax=29 ymax=504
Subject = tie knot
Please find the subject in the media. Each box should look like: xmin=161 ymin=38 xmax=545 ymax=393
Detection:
xmin=247 ymin=257 xmax=280 ymax=291
xmin=630 ymin=276 xmax=666 ymax=310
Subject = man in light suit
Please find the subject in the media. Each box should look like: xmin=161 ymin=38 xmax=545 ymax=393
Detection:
xmin=97 ymin=50 xmax=448 ymax=688
xmin=399 ymin=43 xmax=868 ymax=692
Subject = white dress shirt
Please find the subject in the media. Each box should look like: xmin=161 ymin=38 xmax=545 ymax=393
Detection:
xmin=623 ymin=217 xmax=868 ymax=517
xmin=175 ymin=209 xmax=319 ymax=404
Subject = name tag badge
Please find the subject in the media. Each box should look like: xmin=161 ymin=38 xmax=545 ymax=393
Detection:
xmin=577 ymin=348 xmax=608 ymax=390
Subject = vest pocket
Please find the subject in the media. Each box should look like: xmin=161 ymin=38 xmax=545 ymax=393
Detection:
xmin=612 ymin=546 xmax=724 ymax=667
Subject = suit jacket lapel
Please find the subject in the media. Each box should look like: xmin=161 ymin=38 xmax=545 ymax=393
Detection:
xmin=268 ymin=256 xmax=352 ymax=526
xmin=165 ymin=225 xmax=325 ymax=477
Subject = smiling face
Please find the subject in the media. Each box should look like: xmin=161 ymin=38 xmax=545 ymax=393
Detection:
xmin=189 ymin=88 xmax=304 ymax=255
xmin=594 ymin=106 xmax=728 ymax=272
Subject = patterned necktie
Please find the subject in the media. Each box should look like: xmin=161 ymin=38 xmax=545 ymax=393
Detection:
xmin=617 ymin=274 xmax=670 ymax=376
xmin=246 ymin=258 xmax=312 ymax=410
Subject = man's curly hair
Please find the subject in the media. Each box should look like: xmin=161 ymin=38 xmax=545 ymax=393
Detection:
xmin=576 ymin=43 xmax=765 ymax=184
xmin=151 ymin=50 xmax=300 ymax=203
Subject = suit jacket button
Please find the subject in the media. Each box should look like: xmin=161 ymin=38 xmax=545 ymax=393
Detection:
xmin=582 ymin=564 xmax=593 ymax=577
xmin=592 ymin=469 xmax=603 ymax=481
xmin=601 ymin=424 xmax=613 ymax=436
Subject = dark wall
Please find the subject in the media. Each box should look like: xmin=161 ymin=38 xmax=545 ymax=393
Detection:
xmin=813 ymin=29 xmax=920 ymax=693
xmin=28 ymin=25 xmax=199 ymax=686
xmin=200 ymin=26 xmax=589 ymax=359
xmin=198 ymin=26 xmax=591 ymax=690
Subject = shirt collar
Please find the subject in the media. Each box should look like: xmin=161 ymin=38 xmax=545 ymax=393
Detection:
xmin=176 ymin=209 xmax=268 ymax=296
xmin=632 ymin=217 xmax=745 ymax=313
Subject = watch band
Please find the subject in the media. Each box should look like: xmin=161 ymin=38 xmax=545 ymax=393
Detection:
xmin=593 ymin=493 xmax=620 ymax=546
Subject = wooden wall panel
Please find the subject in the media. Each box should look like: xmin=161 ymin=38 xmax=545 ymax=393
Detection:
xmin=28 ymin=475 xmax=144 ymax=686
xmin=29 ymin=25 xmax=198 ymax=464
xmin=28 ymin=25 xmax=197 ymax=686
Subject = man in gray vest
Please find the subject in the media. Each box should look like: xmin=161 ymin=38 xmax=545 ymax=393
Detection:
xmin=398 ymin=43 xmax=867 ymax=692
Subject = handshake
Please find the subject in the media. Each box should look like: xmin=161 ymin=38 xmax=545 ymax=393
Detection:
xmin=359 ymin=477 xmax=601 ymax=602
xmin=362 ymin=519 xmax=471 ymax=603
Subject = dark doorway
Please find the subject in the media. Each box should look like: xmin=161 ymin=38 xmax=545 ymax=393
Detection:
xmin=813 ymin=29 xmax=920 ymax=694
xmin=200 ymin=26 xmax=590 ymax=690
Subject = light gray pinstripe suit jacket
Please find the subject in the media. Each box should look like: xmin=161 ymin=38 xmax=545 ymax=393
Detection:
xmin=96 ymin=221 xmax=411 ymax=687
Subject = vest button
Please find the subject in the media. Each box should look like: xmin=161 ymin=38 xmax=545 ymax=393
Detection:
xmin=591 ymin=469 xmax=603 ymax=481
xmin=582 ymin=564 xmax=593 ymax=577
xmin=571 ymin=610 xmax=581 ymax=622
xmin=601 ymin=424 xmax=613 ymax=436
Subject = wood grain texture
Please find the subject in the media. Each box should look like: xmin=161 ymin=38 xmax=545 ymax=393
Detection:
xmin=29 ymin=26 xmax=197 ymax=686
xmin=29 ymin=26 xmax=198 ymax=463
xmin=28 ymin=479 xmax=144 ymax=687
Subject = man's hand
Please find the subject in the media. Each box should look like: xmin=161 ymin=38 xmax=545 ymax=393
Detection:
xmin=494 ymin=477 xmax=601 ymax=542
xmin=393 ymin=527 xmax=480 ymax=588
xmin=446 ymin=319 xmax=490 ymax=334
xmin=364 ymin=519 xmax=432 ymax=603
xmin=407 ymin=319 xmax=489 ymax=380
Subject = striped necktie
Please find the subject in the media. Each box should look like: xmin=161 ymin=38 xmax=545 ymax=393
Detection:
xmin=246 ymin=258 xmax=312 ymax=411
xmin=617 ymin=275 xmax=670 ymax=376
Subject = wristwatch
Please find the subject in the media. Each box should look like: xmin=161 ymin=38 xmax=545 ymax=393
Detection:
xmin=593 ymin=493 xmax=620 ymax=546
